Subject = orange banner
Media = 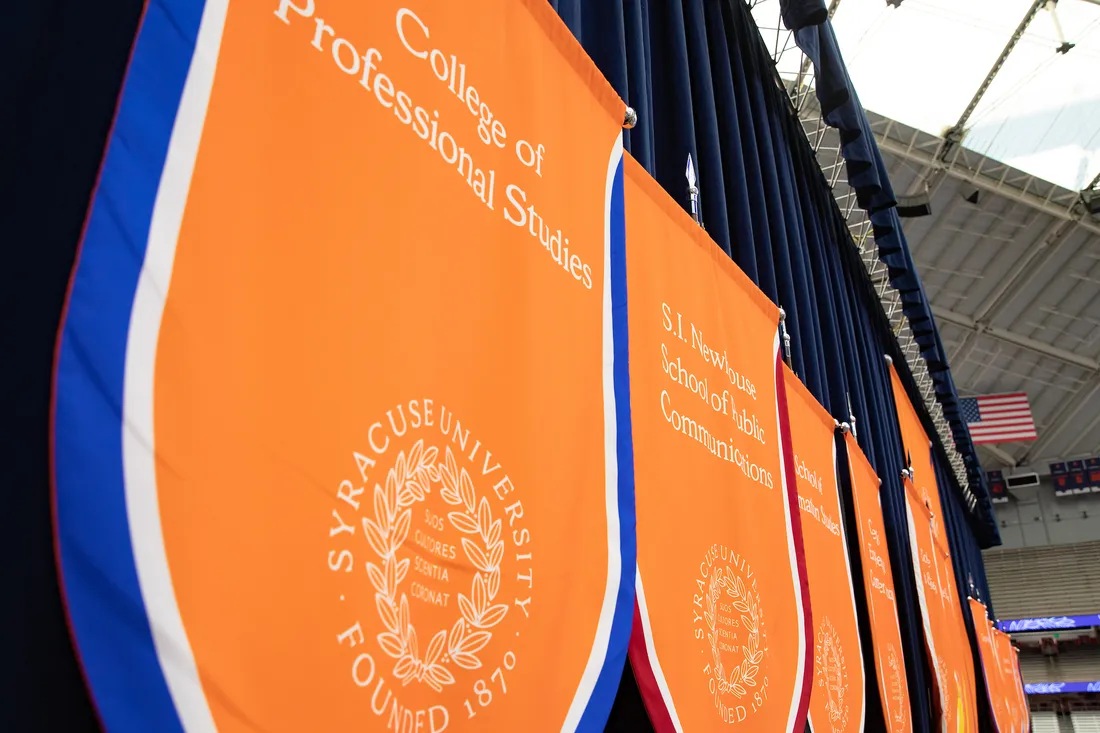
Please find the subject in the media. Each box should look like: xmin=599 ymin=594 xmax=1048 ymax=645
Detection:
xmin=1008 ymin=639 xmax=1030 ymax=733
xmin=902 ymin=479 xmax=979 ymax=733
xmin=54 ymin=1 xmax=636 ymax=730
xmin=888 ymin=365 xmax=945 ymax=547
xmin=845 ymin=432 xmax=913 ymax=733
xmin=992 ymin=628 xmax=1029 ymax=733
xmin=890 ymin=364 xmax=978 ymax=732
xmin=784 ymin=369 xmax=866 ymax=733
xmin=970 ymin=599 xmax=1013 ymax=733
xmin=624 ymin=154 xmax=811 ymax=732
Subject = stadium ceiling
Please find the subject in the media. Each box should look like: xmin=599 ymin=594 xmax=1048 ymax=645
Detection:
xmin=751 ymin=0 xmax=1100 ymax=476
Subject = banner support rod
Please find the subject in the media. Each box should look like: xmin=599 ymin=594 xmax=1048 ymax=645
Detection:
xmin=778 ymin=307 xmax=792 ymax=369
xmin=685 ymin=154 xmax=702 ymax=227
xmin=623 ymin=106 xmax=637 ymax=129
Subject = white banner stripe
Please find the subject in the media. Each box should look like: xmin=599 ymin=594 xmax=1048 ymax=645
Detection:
xmin=978 ymin=397 xmax=1029 ymax=406
xmin=562 ymin=132 xmax=624 ymax=732
xmin=976 ymin=416 xmax=1034 ymax=429
xmin=975 ymin=394 xmax=1029 ymax=406
xmin=971 ymin=433 xmax=1038 ymax=443
xmin=976 ymin=399 xmax=1029 ymax=408
xmin=972 ymin=422 xmax=1038 ymax=429
xmin=981 ymin=405 xmax=1029 ymax=416
xmin=122 ymin=1 xmax=229 ymax=730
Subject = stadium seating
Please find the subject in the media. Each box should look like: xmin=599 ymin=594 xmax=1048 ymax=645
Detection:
xmin=1073 ymin=711 xmax=1100 ymax=732
xmin=1020 ymin=647 xmax=1100 ymax=684
xmin=1034 ymin=710 xmax=1062 ymax=732
xmin=985 ymin=541 xmax=1100 ymax=618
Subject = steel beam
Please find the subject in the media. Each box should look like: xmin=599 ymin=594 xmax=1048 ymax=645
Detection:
xmin=1060 ymin=406 xmax=1100 ymax=459
xmin=874 ymin=136 xmax=1100 ymax=237
xmin=944 ymin=0 xmax=1046 ymax=143
xmin=978 ymin=443 xmax=1018 ymax=468
xmin=970 ymin=218 xmax=1078 ymax=326
xmin=1020 ymin=374 xmax=1100 ymax=464
xmin=902 ymin=1 xmax=1045 ymax=197
xmin=931 ymin=306 xmax=1100 ymax=373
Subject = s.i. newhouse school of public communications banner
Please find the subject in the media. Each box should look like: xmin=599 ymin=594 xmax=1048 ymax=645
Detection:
xmin=49 ymin=1 xmax=993 ymax=731
xmin=624 ymin=154 xmax=811 ymax=733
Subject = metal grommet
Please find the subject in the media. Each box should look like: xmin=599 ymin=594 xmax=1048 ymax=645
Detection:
xmin=623 ymin=106 xmax=638 ymax=130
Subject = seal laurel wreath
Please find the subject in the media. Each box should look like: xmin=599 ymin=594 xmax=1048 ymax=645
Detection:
xmin=817 ymin=618 xmax=847 ymax=729
xmin=705 ymin=564 xmax=763 ymax=700
xmin=363 ymin=440 xmax=509 ymax=691
xmin=888 ymin=646 xmax=906 ymax=727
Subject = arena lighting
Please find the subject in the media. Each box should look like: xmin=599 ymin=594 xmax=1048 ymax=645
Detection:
xmin=896 ymin=191 xmax=932 ymax=217
xmin=1045 ymin=0 xmax=1077 ymax=54
xmin=1005 ymin=472 xmax=1040 ymax=490
xmin=1082 ymin=188 xmax=1100 ymax=217
xmin=959 ymin=185 xmax=981 ymax=205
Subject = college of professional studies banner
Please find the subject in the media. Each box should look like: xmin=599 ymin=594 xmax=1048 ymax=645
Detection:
xmin=784 ymin=369 xmax=866 ymax=733
xmin=623 ymin=153 xmax=811 ymax=732
xmin=51 ymin=2 xmax=636 ymax=731
xmin=844 ymin=432 xmax=914 ymax=733
xmin=888 ymin=365 xmax=978 ymax=733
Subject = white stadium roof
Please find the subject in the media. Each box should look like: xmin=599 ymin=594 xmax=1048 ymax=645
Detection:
xmin=752 ymin=0 xmax=1100 ymax=476
xmin=829 ymin=0 xmax=1100 ymax=193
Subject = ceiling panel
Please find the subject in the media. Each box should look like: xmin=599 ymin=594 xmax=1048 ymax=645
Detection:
xmin=870 ymin=114 xmax=1100 ymax=472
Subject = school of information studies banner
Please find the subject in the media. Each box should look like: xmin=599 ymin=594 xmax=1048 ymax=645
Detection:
xmin=783 ymin=368 xmax=866 ymax=733
xmin=623 ymin=154 xmax=811 ymax=733
xmin=844 ymin=433 xmax=913 ymax=733
xmin=51 ymin=2 xmax=636 ymax=731
xmin=889 ymin=366 xmax=978 ymax=733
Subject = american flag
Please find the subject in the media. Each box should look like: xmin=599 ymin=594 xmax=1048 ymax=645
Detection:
xmin=959 ymin=393 xmax=1037 ymax=444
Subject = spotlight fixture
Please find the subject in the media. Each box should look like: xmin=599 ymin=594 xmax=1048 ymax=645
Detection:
xmin=960 ymin=185 xmax=981 ymax=205
xmin=1082 ymin=188 xmax=1100 ymax=217
xmin=897 ymin=192 xmax=932 ymax=218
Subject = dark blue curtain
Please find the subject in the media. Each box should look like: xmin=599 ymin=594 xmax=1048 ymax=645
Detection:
xmin=3 ymin=1 xmax=144 ymax=730
xmin=551 ymin=1 xmax=998 ymax=731
xmin=790 ymin=11 xmax=996 ymax=538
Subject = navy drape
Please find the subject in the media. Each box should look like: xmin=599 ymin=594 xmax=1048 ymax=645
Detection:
xmin=3 ymin=0 xmax=145 ymax=730
xmin=792 ymin=13 xmax=997 ymax=540
xmin=551 ymin=1 xmax=997 ymax=731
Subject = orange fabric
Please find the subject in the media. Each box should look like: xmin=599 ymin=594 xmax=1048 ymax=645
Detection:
xmin=625 ymin=153 xmax=810 ymax=731
xmin=888 ymin=367 xmax=944 ymax=547
xmin=992 ymin=629 xmax=1028 ymax=733
xmin=845 ymin=432 xmax=914 ymax=733
xmin=152 ymin=1 xmax=625 ymax=729
xmin=890 ymin=365 xmax=978 ymax=732
xmin=969 ymin=599 xmax=1014 ymax=733
xmin=784 ymin=370 xmax=866 ymax=733
xmin=902 ymin=478 xmax=978 ymax=733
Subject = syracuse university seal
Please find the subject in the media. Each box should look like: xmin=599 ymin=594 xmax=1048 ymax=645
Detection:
xmin=694 ymin=543 xmax=769 ymax=725
xmin=814 ymin=616 xmax=849 ymax=732
xmin=326 ymin=398 xmax=534 ymax=732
